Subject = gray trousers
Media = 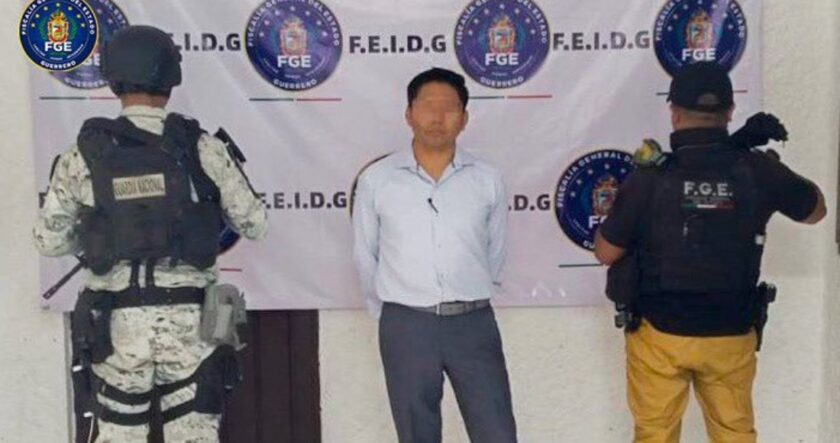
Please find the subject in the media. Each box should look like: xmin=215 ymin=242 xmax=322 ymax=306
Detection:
xmin=379 ymin=302 xmax=517 ymax=443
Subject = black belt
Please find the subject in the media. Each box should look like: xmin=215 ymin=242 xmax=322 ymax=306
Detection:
xmin=84 ymin=287 xmax=205 ymax=309
xmin=402 ymin=299 xmax=491 ymax=316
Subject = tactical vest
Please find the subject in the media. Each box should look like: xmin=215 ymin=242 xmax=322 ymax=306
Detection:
xmin=639 ymin=145 xmax=764 ymax=295
xmin=77 ymin=114 xmax=221 ymax=276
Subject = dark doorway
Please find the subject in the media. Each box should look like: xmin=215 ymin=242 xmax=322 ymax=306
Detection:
xmin=74 ymin=310 xmax=320 ymax=443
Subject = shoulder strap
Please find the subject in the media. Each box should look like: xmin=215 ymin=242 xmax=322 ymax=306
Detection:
xmin=77 ymin=117 xmax=165 ymax=165
xmin=729 ymin=153 xmax=762 ymax=231
xmin=81 ymin=117 xmax=164 ymax=146
xmin=163 ymin=114 xmax=220 ymax=203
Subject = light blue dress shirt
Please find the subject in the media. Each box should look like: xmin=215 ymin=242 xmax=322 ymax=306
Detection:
xmin=352 ymin=148 xmax=508 ymax=318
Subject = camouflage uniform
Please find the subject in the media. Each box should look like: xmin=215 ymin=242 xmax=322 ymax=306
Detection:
xmin=34 ymin=105 xmax=268 ymax=442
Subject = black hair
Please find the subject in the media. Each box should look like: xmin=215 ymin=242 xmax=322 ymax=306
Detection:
xmin=407 ymin=68 xmax=469 ymax=110
xmin=109 ymin=82 xmax=172 ymax=98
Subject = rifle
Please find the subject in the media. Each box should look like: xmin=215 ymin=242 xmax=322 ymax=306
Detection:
xmin=42 ymin=255 xmax=85 ymax=300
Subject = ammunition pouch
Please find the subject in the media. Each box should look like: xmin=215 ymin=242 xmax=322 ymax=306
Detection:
xmin=200 ymin=284 xmax=248 ymax=349
xmin=614 ymin=303 xmax=641 ymax=332
xmin=78 ymin=209 xmax=116 ymax=276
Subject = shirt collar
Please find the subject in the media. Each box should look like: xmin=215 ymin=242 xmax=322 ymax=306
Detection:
xmin=119 ymin=105 xmax=168 ymax=120
xmin=393 ymin=147 xmax=476 ymax=170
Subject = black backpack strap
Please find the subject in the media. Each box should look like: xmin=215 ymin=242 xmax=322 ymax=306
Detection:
xmin=163 ymin=114 xmax=220 ymax=203
xmin=77 ymin=118 xmax=117 ymax=207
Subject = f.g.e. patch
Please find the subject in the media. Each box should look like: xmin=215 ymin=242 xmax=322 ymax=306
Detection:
xmin=681 ymin=180 xmax=734 ymax=211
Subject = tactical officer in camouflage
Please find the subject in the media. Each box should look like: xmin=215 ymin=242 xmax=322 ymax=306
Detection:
xmin=594 ymin=62 xmax=826 ymax=443
xmin=33 ymin=25 xmax=267 ymax=442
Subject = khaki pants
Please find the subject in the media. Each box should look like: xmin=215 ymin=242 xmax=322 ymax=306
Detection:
xmin=626 ymin=320 xmax=757 ymax=443
xmin=91 ymin=304 xmax=220 ymax=443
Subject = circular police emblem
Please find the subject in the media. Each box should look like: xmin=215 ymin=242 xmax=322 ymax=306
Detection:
xmin=51 ymin=0 xmax=128 ymax=89
xmin=654 ymin=0 xmax=747 ymax=76
xmin=554 ymin=150 xmax=635 ymax=251
xmin=245 ymin=0 xmax=342 ymax=91
xmin=219 ymin=224 xmax=241 ymax=254
xmin=454 ymin=0 xmax=550 ymax=89
xmin=19 ymin=0 xmax=99 ymax=72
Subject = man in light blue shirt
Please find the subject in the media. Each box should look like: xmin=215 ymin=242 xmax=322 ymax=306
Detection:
xmin=352 ymin=68 xmax=517 ymax=443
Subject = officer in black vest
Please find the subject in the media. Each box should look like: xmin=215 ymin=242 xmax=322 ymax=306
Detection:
xmin=593 ymin=62 xmax=826 ymax=443
xmin=33 ymin=25 xmax=267 ymax=442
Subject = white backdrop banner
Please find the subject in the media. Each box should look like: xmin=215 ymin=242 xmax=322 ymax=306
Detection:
xmin=29 ymin=0 xmax=762 ymax=310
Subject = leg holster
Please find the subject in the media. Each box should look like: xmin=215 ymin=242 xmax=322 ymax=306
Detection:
xmin=71 ymin=289 xmax=116 ymax=365
xmin=159 ymin=345 xmax=242 ymax=423
xmin=69 ymin=290 xmax=116 ymax=420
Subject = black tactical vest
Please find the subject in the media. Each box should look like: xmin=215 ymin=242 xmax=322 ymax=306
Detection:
xmin=639 ymin=144 xmax=764 ymax=295
xmin=77 ymin=114 xmax=221 ymax=276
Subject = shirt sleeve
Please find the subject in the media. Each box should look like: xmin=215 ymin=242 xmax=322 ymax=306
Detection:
xmin=755 ymin=155 xmax=819 ymax=221
xmin=197 ymin=134 xmax=268 ymax=240
xmin=352 ymin=171 xmax=382 ymax=319
xmin=598 ymin=170 xmax=653 ymax=249
xmin=487 ymin=170 xmax=508 ymax=286
xmin=32 ymin=148 xmax=86 ymax=256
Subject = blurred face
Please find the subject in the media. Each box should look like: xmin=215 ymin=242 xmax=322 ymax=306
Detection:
xmin=405 ymin=82 xmax=468 ymax=151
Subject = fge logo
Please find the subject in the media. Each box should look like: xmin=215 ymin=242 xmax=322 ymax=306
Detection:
xmin=52 ymin=0 xmax=129 ymax=89
xmin=245 ymin=0 xmax=343 ymax=91
xmin=19 ymin=0 xmax=99 ymax=71
xmin=555 ymin=150 xmax=635 ymax=251
xmin=277 ymin=16 xmax=311 ymax=68
xmin=653 ymin=0 xmax=747 ymax=76
xmin=484 ymin=15 xmax=518 ymax=66
xmin=455 ymin=0 xmax=550 ymax=89
xmin=45 ymin=41 xmax=73 ymax=52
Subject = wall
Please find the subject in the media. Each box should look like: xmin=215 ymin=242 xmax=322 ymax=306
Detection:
xmin=0 ymin=0 xmax=837 ymax=442
xmin=320 ymin=1 xmax=840 ymax=442
xmin=0 ymin=2 xmax=70 ymax=442
xmin=816 ymin=0 xmax=840 ymax=439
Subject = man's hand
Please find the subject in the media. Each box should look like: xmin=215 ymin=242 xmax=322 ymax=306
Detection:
xmin=731 ymin=112 xmax=788 ymax=149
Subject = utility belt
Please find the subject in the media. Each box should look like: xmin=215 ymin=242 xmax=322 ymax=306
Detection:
xmin=72 ymin=285 xmax=247 ymax=364
xmin=613 ymin=283 xmax=777 ymax=348
xmin=95 ymin=286 xmax=206 ymax=309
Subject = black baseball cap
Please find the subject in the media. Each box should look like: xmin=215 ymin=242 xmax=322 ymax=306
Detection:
xmin=667 ymin=62 xmax=734 ymax=112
